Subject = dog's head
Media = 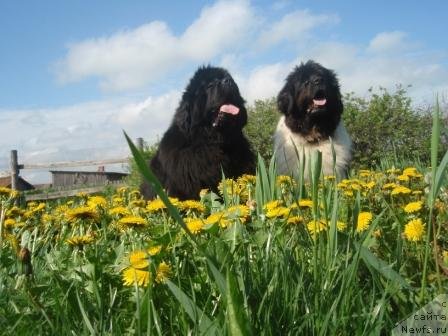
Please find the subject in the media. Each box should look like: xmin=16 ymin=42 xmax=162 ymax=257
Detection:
xmin=277 ymin=60 xmax=343 ymax=142
xmin=175 ymin=66 xmax=247 ymax=134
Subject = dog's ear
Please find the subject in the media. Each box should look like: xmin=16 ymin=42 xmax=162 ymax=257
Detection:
xmin=277 ymin=85 xmax=293 ymax=115
xmin=175 ymin=100 xmax=192 ymax=133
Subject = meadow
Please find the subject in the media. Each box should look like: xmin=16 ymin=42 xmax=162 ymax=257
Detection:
xmin=1 ymin=111 xmax=447 ymax=335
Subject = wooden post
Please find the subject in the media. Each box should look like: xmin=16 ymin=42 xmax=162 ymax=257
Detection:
xmin=136 ymin=137 xmax=144 ymax=152
xmin=10 ymin=150 xmax=19 ymax=190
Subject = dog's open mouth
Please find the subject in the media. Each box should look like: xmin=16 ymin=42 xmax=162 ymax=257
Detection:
xmin=307 ymin=90 xmax=327 ymax=113
xmin=212 ymin=104 xmax=240 ymax=127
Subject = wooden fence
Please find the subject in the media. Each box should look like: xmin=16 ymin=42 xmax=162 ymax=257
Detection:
xmin=7 ymin=138 xmax=144 ymax=200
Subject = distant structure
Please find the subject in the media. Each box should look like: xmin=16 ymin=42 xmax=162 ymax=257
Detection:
xmin=50 ymin=170 xmax=128 ymax=188
xmin=0 ymin=175 xmax=34 ymax=191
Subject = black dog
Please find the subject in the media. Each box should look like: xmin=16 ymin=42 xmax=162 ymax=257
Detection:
xmin=274 ymin=60 xmax=352 ymax=179
xmin=141 ymin=66 xmax=255 ymax=200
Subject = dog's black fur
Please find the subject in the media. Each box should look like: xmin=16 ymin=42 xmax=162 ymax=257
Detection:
xmin=141 ymin=66 xmax=255 ymax=200
xmin=277 ymin=60 xmax=343 ymax=143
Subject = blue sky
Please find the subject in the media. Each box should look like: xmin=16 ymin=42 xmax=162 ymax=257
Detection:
xmin=1 ymin=0 xmax=447 ymax=182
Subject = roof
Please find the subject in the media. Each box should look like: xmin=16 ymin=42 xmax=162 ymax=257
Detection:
xmin=0 ymin=176 xmax=34 ymax=189
xmin=49 ymin=170 xmax=128 ymax=176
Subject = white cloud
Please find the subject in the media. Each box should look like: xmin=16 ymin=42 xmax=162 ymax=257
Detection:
xmin=256 ymin=10 xmax=339 ymax=50
xmin=55 ymin=0 xmax=256 ymax=92
xmin=367 ymin=31 xmax=409 ymax=54
xmin=0 ymin=93 xmax=179 ymax=182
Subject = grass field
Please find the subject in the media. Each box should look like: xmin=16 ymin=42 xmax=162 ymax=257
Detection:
xmin=1 ymin=110 xmax=447 ymax=335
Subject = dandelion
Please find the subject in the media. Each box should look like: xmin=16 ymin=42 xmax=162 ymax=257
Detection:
xmin=155 ymin=261 xmax=172 ymax=283
xmin=397 ymin=174 xmax=410 ymax=182
xmin=391 ymin=186 xmax=412 ymax=196
xmin=66 ymin=206 xmax=99 ymax=223
xmin=403 ymin=218 xmax=425 ymax=242
xmin=87 ymin=196 xmax=108 ymax=209
xmin=287 ymin=216 xmax=303 ymax=225
xmin=277 ymin=175 xmax=294 ymax=186
xmin=386 ymin=168 xmax=400 ymax=175
xmin=357 ymin=212 xmax=373 ymax=233
xmin=336 ymin=221 xmax=347 ymax=231
xmin=129 ymin=250 xmax=149 ymax=269
xmin=218 ymin=179 xmax=241 ymax=198
xmin=205 ymin=211 xmax=227 ymax=226
xmin=108 ymin=206 xmax=131 ymax=217
xmin=146 ymin=198 xmax=166 ymax=213
xmin=225 ymin=205 xmax=250 ymax=223
xmin=403 ymin=201 xmax=423 ymax=214
xmin=118 ymin=216 xmax=147 ymax=229
xmin=0 ymin=187 xmax=13 ymax=197
xmin=66 ymin=235 xmax=94 ymax=248
xmin=185 ymin=218 xmax=204 ymax=234
xmin=199 ymin=189 xmax=209 ymax=198
xmin=324 ymin=175 xmax=336 ymax=181
xmin=179 ymin=200 xmax=206 ymax=213
xmin=298 ymin=199 xmax=313 ymax=208
xmin=266 ymin=206 xmax=290 ymax=219
xmin=148 ymin=245 xmax=162 ymax=256
xmin=122 ymin=268 xmax=150 ymax=287
xmin=264 ymin=200 xmax=283 ymax=211
xmin=306 ymin=220 xmax=327 ymax=237
xmin=382 ymin=183 xmax=398 ymax=190
xmin=402 ymin=167 xmax=423 ymax=178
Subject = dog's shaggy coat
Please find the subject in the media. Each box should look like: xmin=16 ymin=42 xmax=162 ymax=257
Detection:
xmin=274 ymin=60 xmax=352 ymax=179
xmin=141 ymin=66 xmax=255 ymax=200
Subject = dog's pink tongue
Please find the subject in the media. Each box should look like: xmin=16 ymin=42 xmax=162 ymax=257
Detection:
xmin=313 ymin=99 xmax=327 ymax=106
xmin=219 ymin=104 xmax=240 ymax=115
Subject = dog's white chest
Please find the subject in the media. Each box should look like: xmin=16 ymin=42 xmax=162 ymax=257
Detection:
xmin=274 ymin=116 xmax=353 ymax=179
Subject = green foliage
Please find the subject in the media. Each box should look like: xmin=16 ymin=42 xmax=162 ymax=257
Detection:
xmin=245 ymin=98 xmax=280 ymax=161
xmin=125 ymin=141 xmax=159 ymax=188
xmin=343 ymin=86 xmax=447 ymax=169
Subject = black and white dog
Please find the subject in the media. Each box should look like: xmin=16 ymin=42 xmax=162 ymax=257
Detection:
xmin=274 ymin=60 xmax=352 ymax=179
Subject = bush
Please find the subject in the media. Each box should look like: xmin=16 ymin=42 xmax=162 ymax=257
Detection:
xmin=245 ymin=98 xmax=280 ymax=161
xmin=343 ymin=86 xmax=447 ymax=169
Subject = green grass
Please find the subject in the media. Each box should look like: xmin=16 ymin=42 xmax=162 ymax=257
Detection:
xmin=0 ymin=104 xmax=447 ymax=335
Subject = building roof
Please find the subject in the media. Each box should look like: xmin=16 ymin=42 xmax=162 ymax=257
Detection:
xmin=0 ymin=175 xmax=34 ymax=190
xmin=49 ymin=170 xmax=128 ymax=176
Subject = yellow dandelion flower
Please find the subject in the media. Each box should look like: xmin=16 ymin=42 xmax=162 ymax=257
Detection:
xmin=118 ymin=216 xmax=147 ymax=228
xmin=382 ymin=183 xmax=398 ymax=190
xmin=403 ymin=201 xmax=423 ymax=213
xmin=287 ymin=216 xmax=303 ymax=225
xmin=307 ymin=220 xmax=327 ymax=237
xmin=4 ymin=218 xmax=17 ymax=228
xmin=218 ymin=179 xmax=241 ymax=197
xmin=226 ymin=205 xmax=250 ymax=222
xmin=205 ymin=211 xmax=225 ymax=224
xmin=66 ymin=235 xmax=94 ymax=248
xmin=6 ymin=206 xmax=24 ymax=217
xmin=412 ymin=190 xmax=423 ymax=196
xmin=324 ymin=175 xmax=336 ymax=181
xmin=403 ymin=218 xmax=425 ymax=242
xmin=336 ymin=221 xmax=347 ymax=231
xmin=112 ymin=196 xmax=124 ymax=205
xmin=148 ymin=245 xmax=162 ymax=256
xmin=363 ymin=181 xmax=376 ymax=190
xmin=87 ymin=196 xmax=108 ymax=209
xmin=402 ymin=167 xmax=422 ymax=178
xmin=179 ymin=200 xmax=206 ymax=213
xmin=357 ymin=212 xmax=373 ymax=233
xmin=66 ymin=206 xmax=99 ymax=223
xmin=397 ymin=174 xmax=410 ymax=182
xmin=122 ymin=268 xmax=150 ymax=287
xmin=391 ymin=186 xmax=412 ymax=196
xmin=109 ymin=206 xmax=131 ymax=217
xmin=155 ymin=262 xmax=172 ymax=283
xmin=298 ymin=199 xmax=313 ymax=208
xmin=146 ymin=198 xmax=166 ymax=212
xmin=129 ymin=250 xmax=149 ymax=269
xmin=0 ymin=187 xmax=13 ymax=196
xmin=359 ymin=170 xmax=372 ymax=178
xmin=238 ymin=174 xmax=256 ymax=185
xmin=264 ymin=200 xmax=283 ymax=211
xmin=266 ymin=206 xmax=290 ymax=219
xmin=276 ymin=175 xmax=294 ymax=186
xmin=185 ymin=218 xmax=204 ymax=234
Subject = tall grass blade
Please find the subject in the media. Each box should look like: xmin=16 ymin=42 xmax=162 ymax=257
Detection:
xmin=226 ymin=270 xmax=252 ymax=336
